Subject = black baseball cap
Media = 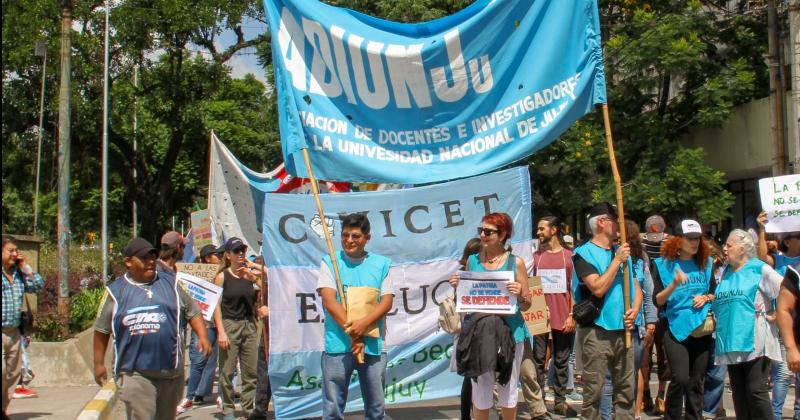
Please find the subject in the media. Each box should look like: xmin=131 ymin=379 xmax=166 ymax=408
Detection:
xmin=124 ymin=238 xmax=158 ymax=259
xmin=587 ymin=202 xmax=618 ymax=220
xmin=199 ymin=244 xmax=224 ymax=258
xmin=224 ymin=237 xmax=246 ymax=252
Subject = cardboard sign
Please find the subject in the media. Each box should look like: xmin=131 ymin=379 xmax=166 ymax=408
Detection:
xmin=176 ymin=263 xmax=218 ymax=282
xmin=455 ymin=270 xmax=517 ymax=314
xmin=759 ymin=174 xmax=800 ymax=233
xmin=523 ymin=276 xmax=550 ymax=336
xmin=177 ymin=272 xmax=223 ymax=321
xmin=191 ymin=209 xmax=213 ymax=254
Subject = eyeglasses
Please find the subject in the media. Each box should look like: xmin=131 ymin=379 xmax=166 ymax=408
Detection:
xmin=477 ymin=227 xmax=500 ymax=236
xmin=231 ymin=247 xmax=247 ymax=255
xmin=342 ymin=233 xmax=364 ymax=240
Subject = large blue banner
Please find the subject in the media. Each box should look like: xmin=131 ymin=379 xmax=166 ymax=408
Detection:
xmin=263 ymin=0 xmax=606 ymax=184
xmin=263 ymin=167 xmax=535 ymax=418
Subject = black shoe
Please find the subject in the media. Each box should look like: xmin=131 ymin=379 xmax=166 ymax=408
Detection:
xmin=554 ymin=402 xmax=578 ymax=417
xmin=192 ymin=395 xmax=205 ymax=404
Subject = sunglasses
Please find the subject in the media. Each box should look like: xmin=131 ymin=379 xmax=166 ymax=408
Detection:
xmin=477 ymin=227 xmax=500 ymax=236
xmin=230 ymin=247 xmax=247 ymax=255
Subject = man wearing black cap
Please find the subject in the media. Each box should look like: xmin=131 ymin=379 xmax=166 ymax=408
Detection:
xmin=93 ymin=237 xmax=211 ymax=420
xmin=572 ymin=203 xmax=642 ymax=419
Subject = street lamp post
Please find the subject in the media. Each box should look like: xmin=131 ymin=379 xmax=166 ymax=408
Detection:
xmin=33 ymin=40 xmax=47 ymax=236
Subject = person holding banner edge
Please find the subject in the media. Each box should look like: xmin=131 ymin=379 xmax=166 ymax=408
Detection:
xmin=176 ymin=243 xmax=225 ymax=414
xmin=572 ymin=202 xmax=642 ymax=420
xmin=213 ymin=237 xmax=263 ymax=420
xmin=317 ymin=213 xmax=395 ymax=420
xmin=449 ymin=212 xmax=532 ymax=420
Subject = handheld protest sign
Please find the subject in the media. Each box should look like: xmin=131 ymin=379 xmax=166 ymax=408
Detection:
xmin=523 ymin=276 xmax=550 ymax=335
xmin=455 ymin=270 xmax=517 ymax=314
xmin=759 ymin=174 xmax=800 ymax=233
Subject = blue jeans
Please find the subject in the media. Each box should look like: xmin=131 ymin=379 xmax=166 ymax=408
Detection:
xmin=321 ymin=352 xmax=387 ymax=420
xmin=702 ymin=344 xmax=727 ymax=416
xmin=186 ymin=327 xmax=218 ymax=399
xmin=771 ymin=355 xmax=800 ymax=419
xmin=600 ymin=328 xmax=642 ymax=420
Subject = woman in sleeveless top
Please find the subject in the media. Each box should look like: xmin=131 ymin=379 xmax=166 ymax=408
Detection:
xmin=449 ymin=212 xmax=532 ymax=420
xmin=213 ymin=237 xmax=263 ymax=420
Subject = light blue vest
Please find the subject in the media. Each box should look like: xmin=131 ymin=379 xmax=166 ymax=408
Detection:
xmin=322 ymin=251 xmax=391 ymax=356
xmin=573 ymin=241 xmax=633 ymax=331
xmin=468 ymin=253 xmax=530 ymax=343
xmin=775 ymin=254 xmax=800 ymax=276
xmin=655 ymin=257 xmax=713 ymax=342
xmin=713 ymin=258 xmax=765 ymax=357
xmin=107 ymin=272 xmax=182 ymax=374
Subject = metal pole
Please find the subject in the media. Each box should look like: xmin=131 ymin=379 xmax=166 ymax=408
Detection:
xmin=56 ymin=0 xmax=72 ymax=317
xmin=132 ymin=65 xmax=138 ymax=237
xmin=33 ymin=42 xmax=47 ymax=236
xmin=768 ymin=0 xmax=787 ymax=176
xmin=101 ymin=0 xmax=110 ymax=281
xmin=789 ymin=0 xmax=800 ymax=174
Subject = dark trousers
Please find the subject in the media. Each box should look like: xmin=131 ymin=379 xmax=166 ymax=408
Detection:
xmin=663 ymin=332 xmax=710 ymax=420
xmin=247 ymin=339 xmax=272 ymax=420
xmin=642 ymin=318 xmax=672 ymax=400
xmin=533 ymin=330 xmax=574 ymax=405
xmin=460 ymin=377 xmax=472 ymax=420
xmin=728 ymin=357 xmax=774 ymax=420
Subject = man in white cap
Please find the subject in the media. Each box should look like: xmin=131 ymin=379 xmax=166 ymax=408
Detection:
xmin=563 ymin=235 xmax=575 ymax=250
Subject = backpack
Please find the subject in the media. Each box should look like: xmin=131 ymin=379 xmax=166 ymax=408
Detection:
xmin=438 ymin=293 xmax=461 ymax=334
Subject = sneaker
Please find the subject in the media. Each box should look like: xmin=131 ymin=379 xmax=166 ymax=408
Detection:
xmin=192 ymin=395 xmax=205 ymax=404
xmin=565 ymin=390 xmax=583 ymax=402
xmin=554 ymin=402 xmax=578 ymax=417
xmin=176 ymin=398 xmax=193 ymax=414
xmin=216 ymin=396 xmax=222 ymax=409
xmin=12 ymin=385 xmax=38 ymax=399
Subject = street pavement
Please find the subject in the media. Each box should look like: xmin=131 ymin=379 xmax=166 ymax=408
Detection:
xmin=7 ymin=379 xmax=798 ymax=419
xmin=6 ymin=385 xmax=101 ymax=419
xmin=125 ymin=379 xmax=798 ymax=420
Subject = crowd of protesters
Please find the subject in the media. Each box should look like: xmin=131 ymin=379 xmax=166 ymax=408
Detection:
xmin=3 ymin=200 xmax=800 ymax=420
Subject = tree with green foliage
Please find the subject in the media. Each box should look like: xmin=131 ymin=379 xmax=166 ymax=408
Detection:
xmin=2 ymin=0 xmax=279 ymax=243
xmin=3 ymin=0 xmax=766 ymax=249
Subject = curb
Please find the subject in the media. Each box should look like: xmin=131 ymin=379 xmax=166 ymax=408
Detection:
xmin=75 ymin=382 xmax=118 ymax=420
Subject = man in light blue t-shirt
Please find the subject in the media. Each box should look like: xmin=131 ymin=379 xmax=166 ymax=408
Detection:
xmin=317 ymin=213 xmax=395 ymax=420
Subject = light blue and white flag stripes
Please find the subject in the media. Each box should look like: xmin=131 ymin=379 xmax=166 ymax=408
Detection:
xmin=263 ymin=0 xmax=607 ymax=184
xmin=262 ymin=167 xmax=534 ymax=419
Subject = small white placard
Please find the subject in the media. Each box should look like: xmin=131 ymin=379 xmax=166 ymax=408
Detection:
xmin=177 ymin=272 xmax=223 ymax=322
xmin=455 ymin=270 xmax=517 ymax=314
xmin=759 ymin=175 xmax=800 ymax=233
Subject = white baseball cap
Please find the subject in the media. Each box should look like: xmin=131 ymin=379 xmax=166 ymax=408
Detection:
xmin=676 ymin=219 xmax=702 ymax=239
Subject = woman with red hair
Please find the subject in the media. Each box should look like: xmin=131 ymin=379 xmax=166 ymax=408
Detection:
xmin=450 ymin=212 xmax=532 ymax=420
xmin=652 ymin=220 xmax=715 ymax=420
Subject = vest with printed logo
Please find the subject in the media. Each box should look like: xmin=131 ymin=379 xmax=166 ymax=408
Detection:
xmin=107 ymin=272 xmax=182 ymax=374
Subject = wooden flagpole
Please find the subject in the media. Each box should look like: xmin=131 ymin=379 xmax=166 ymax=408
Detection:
xmin=601 ymin=104 xmax=632 ymax=348
xmin=301 ymin=148 xmax=364 ymax=363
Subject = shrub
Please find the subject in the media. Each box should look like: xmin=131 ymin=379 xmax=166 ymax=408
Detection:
xmin=69 ymin=286 xmax=106 ymax=333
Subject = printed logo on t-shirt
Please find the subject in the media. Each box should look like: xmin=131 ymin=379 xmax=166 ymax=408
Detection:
xmin=122 ymin=305 xmax=167 ymax=335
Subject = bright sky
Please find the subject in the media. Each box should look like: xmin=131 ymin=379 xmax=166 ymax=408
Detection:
xmin=216 ymin=16 xmax=269 ymax=84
